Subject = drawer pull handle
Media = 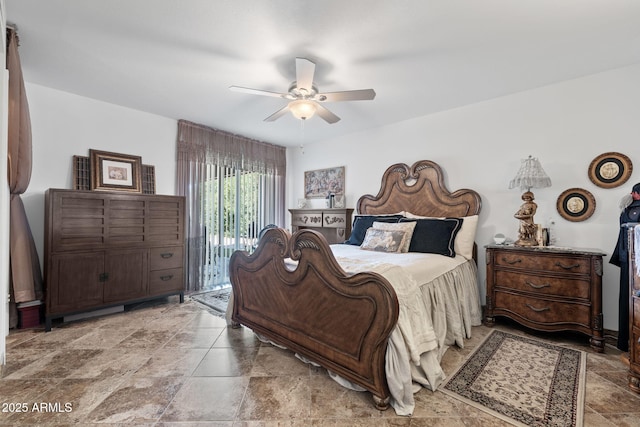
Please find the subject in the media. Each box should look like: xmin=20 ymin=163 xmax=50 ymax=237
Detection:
xmin=502 ymin=257 xmax=522 ymax=265
xmin=555 ymin=262 xmax=580 ymax=270
xmin=160 ymin=253 xmax=174 ymax=259
xmin=525 ymin=303 xmax=550 ymax=313
xmin=160 ymin=275 xmax=174 ymax=281
xmin=525 ymin=281 xmax=551 ymax=289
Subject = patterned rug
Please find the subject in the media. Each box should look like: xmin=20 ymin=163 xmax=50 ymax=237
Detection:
xmin=189 ymin=287 xmax=231 ymax=317
xmin=441 ymin=330 xmax=586 ymax=427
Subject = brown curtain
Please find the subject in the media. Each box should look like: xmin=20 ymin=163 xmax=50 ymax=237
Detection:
xmin=7 ymin=28 xmax=43 ymax=327
xmin=176 ymin=120 xmax=286 ymax=291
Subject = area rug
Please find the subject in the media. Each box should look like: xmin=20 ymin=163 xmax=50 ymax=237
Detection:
xmin=440 ymin=330 xmax=586 ymax=427
xmin=190 ymin=287 xmax=232 ymax=317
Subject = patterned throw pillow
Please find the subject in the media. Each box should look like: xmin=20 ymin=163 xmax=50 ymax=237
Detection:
xmin=371 ymin=221 xmax=417 ymax=253
xmin=360 ymin=228 xmax=408 ymax=253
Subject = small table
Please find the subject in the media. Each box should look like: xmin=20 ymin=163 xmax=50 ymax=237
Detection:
xmin=485 ymin=244 xmax=605 ymax=352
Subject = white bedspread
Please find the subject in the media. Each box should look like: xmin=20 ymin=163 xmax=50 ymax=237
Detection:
xmin=330 ymin=244 xmax=482 ymax=416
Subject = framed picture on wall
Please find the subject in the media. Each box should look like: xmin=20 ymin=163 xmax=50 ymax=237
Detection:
xmin=304 ymin=166 xmax=345 ymax=199
xmin=90 ymin=149 xmax=142 ymax=193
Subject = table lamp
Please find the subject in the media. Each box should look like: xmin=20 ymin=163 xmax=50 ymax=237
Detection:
xmin=509 ymin=155 xmax=551 ymax=246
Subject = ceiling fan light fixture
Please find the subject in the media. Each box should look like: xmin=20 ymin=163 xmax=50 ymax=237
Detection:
xmin=288 ymin=99 xmax=317 ymax=120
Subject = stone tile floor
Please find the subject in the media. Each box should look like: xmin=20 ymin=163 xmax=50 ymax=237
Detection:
xmin=1 ymin=295 xmax=640 ymax=426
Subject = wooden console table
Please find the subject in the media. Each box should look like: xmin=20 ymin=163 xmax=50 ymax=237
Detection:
xmin=289 ymin=208 xmax=353 ymax=244
xmin=485 ymin=244 xmax=605 ymax=352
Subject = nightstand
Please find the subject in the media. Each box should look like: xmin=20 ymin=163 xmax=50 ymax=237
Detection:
xmin=485 ymin=244 xmax=605 ymax=352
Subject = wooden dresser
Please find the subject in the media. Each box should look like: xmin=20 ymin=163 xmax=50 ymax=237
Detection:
xmin=44 ymin=189 xmax=185 ymax=330
xmin=485 ymin=244 xmax=605 ymax=352
xmin=626 ymin=224 xmax=640 ymax=392
xmin=289 ymin=208 xmax=353 ymax=244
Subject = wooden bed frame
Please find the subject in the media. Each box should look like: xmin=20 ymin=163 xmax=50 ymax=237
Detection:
xmin=229 ymin=160 xmax=482 ymax=410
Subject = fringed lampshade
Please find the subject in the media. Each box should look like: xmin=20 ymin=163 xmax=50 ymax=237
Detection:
xmin=509 ymin=155 xmax=552 ymax=192
xmin=509 ymin=155 xmax=551 ymax=246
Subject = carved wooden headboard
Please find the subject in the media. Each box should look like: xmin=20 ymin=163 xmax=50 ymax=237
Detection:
xmin=357 ymin=160 xmax=482 ymax=217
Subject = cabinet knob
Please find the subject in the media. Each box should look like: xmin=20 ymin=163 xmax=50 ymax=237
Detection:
xmin=160 ymin=275 xmax=174 ymax=281
xmin=502 ymin=257 xmax=522 ymax=265
xmin=161 ymin=253 xmax=174 ymax=259
xmin=98 ymin=273 xmax=109 ymax=282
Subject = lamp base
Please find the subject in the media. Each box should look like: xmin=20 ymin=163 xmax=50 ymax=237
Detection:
xmin=513 ymin=190 xmax=539 ymax=247
xmin=514 ymin=236 xmax=538 ymax=247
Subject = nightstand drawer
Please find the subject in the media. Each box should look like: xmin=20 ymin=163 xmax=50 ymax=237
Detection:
xmin=633 ymin=297 xmax=640 ymax=329
xmin=494 ymin=252 xmax=591 ymax=275
xmin=494 ymin=291 xmax=590 ymax=326
xmin=291 ymin=212 xmax=323 ymax=227
xmin=495 ymin=271 xmax=590 ymax=299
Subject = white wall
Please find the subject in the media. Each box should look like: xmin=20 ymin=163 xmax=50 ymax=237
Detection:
xmin=23 ymin=83 xmax=178 ymax=269
xmin=20 ymin=64 xmax=640 ymax=333
xmin=287 ymin=64 xmax=640 ymax=332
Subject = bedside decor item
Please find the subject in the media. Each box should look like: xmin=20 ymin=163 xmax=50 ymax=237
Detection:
xmin=588 ymin=152 xmax=632 ymax=189
xmin=493 ymin=233 xmax=506 ymax=245
xmin=557 ymin=188 xmax=596 ymax=222
xmin=509 ymin=155 xmax=552 ymax=246
xmin=297 ymin=198 xmax=307 ymax=208
xmin=90 ymin=149 xmax=142 ymax=193
xmin=304 ymin=166 xmax=345 ymax=199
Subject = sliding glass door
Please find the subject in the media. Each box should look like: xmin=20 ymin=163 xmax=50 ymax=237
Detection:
xmin=202 ymin=164 xmax=280 ymax=290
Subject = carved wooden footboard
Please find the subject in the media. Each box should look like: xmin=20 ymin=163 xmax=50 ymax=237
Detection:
xmin=229 ymin=227 xmax=399 ymax=409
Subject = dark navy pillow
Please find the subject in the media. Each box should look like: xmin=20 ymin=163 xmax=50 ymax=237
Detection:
xmin=399 ymin=217 xmax=462 ymax=257
xmin=345 ymin=215 xmax=404 ymax=245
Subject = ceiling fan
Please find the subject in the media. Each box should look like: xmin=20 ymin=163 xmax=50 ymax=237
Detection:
xmin=229 ymin=57 xmax=376 ymax=124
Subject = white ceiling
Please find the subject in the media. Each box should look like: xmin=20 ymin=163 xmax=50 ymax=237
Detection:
xmin=6 ymin=0 xmax=640 ymax=147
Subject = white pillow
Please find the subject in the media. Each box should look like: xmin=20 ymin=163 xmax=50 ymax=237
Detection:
xmin=404 ymin=213 xmax=478 ymax=260
xmin=372 ymin=221 xmax=417 ymax=253
xmin=454 ymin=215 xmax=478 ymax=260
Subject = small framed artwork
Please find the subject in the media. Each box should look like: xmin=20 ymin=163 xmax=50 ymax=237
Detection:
xmin=588 ymin=152 xmax=633 ymax=189
xmin=90 ymin=149 xmax=142 ymax=193
xmin=304 ymin=166 xmax=345 ymax=199
xmin=556 ymin=188 xmax=596 ymax=222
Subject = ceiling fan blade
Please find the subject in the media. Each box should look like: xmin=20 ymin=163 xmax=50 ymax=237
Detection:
xmin=263 ymin=105 xmax=290 ymax=122
xmin=317 ymin=89 xmax=376 ymax=102
xmin=229 ymin=85 xmax=289 ymax=99
xmin=315 ymin=103 xmax=341 ymax=124
xmin=295 ymin=57 xmax=316 ymax=91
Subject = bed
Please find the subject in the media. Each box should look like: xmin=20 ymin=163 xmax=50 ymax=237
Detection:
xmin=228 ymin=159 xmax=482 ymax=415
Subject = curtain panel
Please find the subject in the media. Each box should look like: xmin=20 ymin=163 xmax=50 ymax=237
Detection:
xmin=176 ymin=120 xmax=286 ymax=292
xmin=6 ymin=28 xmax=43 ymax=327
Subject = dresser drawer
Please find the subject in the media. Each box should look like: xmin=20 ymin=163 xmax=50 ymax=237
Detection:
xmin=149 ymin=246 xmax=183 ymax=271
xmin=494 ymin=271 xmax=590 ymax=299
xmin=291 ymin=212 xmax=323 ymax=227
xmin=494 ymin=252 xmax=591 ymax=275
xmin=149 ymin=268 xmax=183 ymax=294
xmin=494 ymin=291 xmax=590 ymax=326
xmin=633 ymin=297 xmax=640 ymax=329
xmin=323 ymin=213 xmax=348 ymax=228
